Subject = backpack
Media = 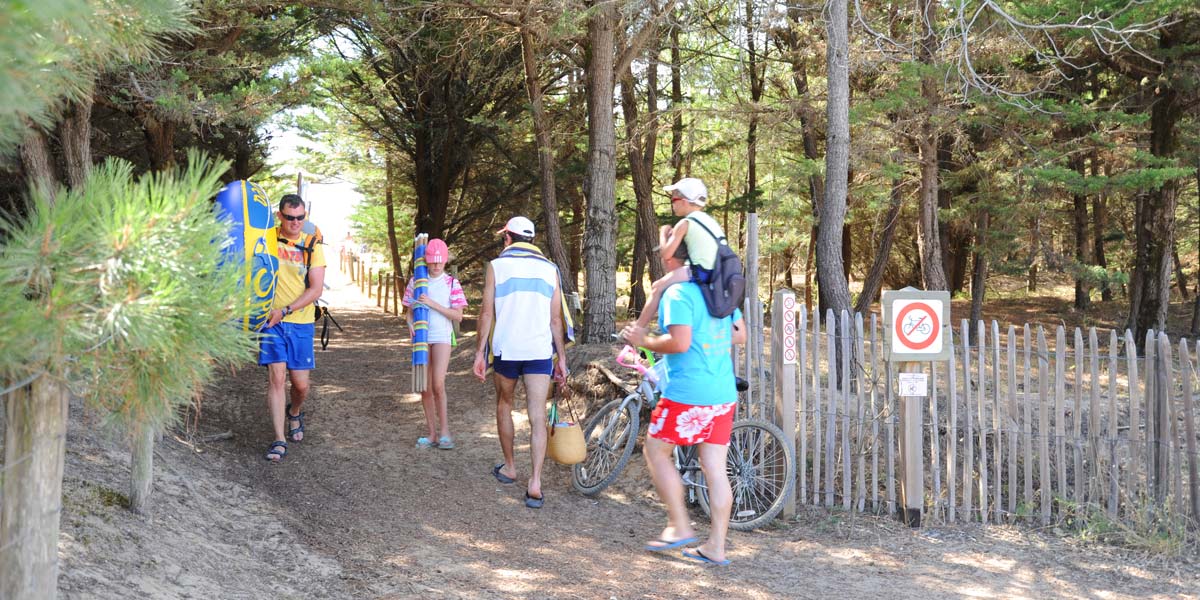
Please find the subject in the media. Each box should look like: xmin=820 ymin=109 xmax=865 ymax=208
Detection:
xmin=684 ymin=215 xmax=746 ymax=319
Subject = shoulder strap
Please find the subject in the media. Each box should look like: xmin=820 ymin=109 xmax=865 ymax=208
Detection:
xmin=685 ymin=214 xmax=725 ymax=244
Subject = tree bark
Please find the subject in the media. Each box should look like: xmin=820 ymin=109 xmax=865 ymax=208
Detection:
xmin=0 ymin=379 xmax=69 ymax=600
xmin=670 ymin=21 xmax=683 ymax=183
xmin=1094 ymin=158 xmax=1111 ymax=301
xmin=854 ymin=173 xmax=904 ymax=314
xmin=142 ymin=114 xmax=175 ymax=172
xmin=1071 ymin=154 xmax=1091 ymax=310
xmin=1128 ymin=74 xmax=1181 ymax=339
xmin=581 ymin=0 xmax=619 ymax=342
xmin=630 ymin=226 xmax=647 ymax=317
xmin=937 ymin=136 xmax=970 ymax=294
xmin=816 ymin=0 xmax=852 ymax=316
xmin=970 ymin=208 xmax=990 ymax=323
xmin=129 ymin=421 xmax=155 ymax=514
xmin=384 ymin=153 xmax=405 ymax=280
xmin=1173 ymin=246 xmax=1189 ymax=302
xmin=745 ymin=0 xmax=764 ymax=213
xmin=58 ymin=96 xmax=93 ymax=189
xmin=619 ymin=63 xmax=664 ymax=289
xmin=19 ymin=128 xmax=58 ymax=194
xmin=521 ymin=29 xmax=576 ymax=294
xmin=915 ymin=0 xmax=948 ymax=291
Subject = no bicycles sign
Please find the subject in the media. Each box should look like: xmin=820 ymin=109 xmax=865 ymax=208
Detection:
xmin=882 ymin=288 xmax=951 ymax=361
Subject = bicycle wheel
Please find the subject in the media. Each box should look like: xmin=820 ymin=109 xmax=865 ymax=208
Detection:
xmin=697 ymin=418 xmax=796 ymax=531
xmin=572 ymin=396 xmax=640 ymax=496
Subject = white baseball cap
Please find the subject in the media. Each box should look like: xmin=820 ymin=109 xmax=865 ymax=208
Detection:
xmin=663 ymin=177 xmax=708 ymax=206
xmin=497 ymin=216 xmax=535 ymax=238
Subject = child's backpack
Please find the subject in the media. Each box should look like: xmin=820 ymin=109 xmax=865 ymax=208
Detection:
xmin=684 ymin=215 xmax=746 ymax=319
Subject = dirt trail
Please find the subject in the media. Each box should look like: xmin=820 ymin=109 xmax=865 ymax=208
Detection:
xmin=58 ymin=268 xmax=1199 ymax=599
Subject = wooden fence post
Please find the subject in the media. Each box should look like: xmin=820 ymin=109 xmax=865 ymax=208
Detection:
xmin=899 ymin=361 xmax=924 ymax=527
xmin=771 ymin=290 xmax=798 ymax=518
xmin=383 ymin=274 xmax=391 ymax=313
xmin=376 ymin=271 xmax=384 ymax=307
xmin=1180 ymin=339 xmax=1199 ymax=521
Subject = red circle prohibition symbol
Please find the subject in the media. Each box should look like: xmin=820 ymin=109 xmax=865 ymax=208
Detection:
xmin=895 ymin=302 xmax=940 ymax=350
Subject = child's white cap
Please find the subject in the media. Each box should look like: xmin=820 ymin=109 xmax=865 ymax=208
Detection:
xmin=663 ymin=178 xmax=707 ymax=206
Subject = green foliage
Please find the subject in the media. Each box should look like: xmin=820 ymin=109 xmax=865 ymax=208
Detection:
xmin=0 ymin=0 xmax=194 ymax=155
xmin=1056 ymin=496 xmax=1194 ymax=556
xmin=0 ymin=152 xmax=257 ymax=430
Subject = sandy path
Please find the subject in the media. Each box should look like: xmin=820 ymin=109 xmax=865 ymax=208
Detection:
xmin=59 ymin=267 xmax=1199 ymax=599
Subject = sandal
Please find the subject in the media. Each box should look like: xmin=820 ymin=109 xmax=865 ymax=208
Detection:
xmin=437 ymin=435 xmax=454 ymax=450
xmin=265 ymin=440 xmax=288 ymax=462
xmin=286 ymin=404 xmax=305 ymax=442
xmin=416 ymin=437 xmax=436 ymax=449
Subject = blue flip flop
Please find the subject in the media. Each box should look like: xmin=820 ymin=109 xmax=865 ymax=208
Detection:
xmin=492 ymin=463 xmax=515 ymax=484
xmin=681 ymin=549 xmax=731 ymax=566
xmin=644 ymin=537 xmax=698 ymax=552
xmin=524 ymin=492 xmax=544 ymax=509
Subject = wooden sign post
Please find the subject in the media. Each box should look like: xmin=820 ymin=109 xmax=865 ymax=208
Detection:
xmin=883 ymin=288 xmax=951 ymax=527
xmin=772 ymin=290 xmax=799 ymax=518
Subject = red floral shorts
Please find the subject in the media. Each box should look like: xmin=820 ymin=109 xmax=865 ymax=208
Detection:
xmin=647 ymin=398 xmax=737 ymax=446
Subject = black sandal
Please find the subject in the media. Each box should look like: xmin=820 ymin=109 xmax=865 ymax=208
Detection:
xmin=286 ymin=403 xmax=305 ymax=442
xmin=265 ymin=440 xmax=288 ymax=462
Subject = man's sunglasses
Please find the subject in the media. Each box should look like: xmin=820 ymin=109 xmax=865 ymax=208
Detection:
xmin=281 ymin=213 xmax=306 ymax=222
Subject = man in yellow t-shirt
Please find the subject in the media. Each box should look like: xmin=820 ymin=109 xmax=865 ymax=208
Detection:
xmin=260 ymin=193 xmax=326 ymax=462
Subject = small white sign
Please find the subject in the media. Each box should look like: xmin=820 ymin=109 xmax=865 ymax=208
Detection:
xmin=898 ymin=373 xmax=928 ymax=397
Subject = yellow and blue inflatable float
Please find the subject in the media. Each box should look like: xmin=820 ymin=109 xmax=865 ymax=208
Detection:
xmin=215 ymin=180 xmax=278 ymax=331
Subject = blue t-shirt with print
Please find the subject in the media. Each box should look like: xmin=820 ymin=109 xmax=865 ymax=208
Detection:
xmin=658 ymin=281 xmax=741 ymax=406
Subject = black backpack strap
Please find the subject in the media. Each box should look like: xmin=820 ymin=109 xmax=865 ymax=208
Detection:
xmin=684 ymin=214 xmax=727 ymax=244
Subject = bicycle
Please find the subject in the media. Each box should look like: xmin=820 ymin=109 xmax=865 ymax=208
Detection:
xmin=571 ymin=345 xmax=796 ymax=531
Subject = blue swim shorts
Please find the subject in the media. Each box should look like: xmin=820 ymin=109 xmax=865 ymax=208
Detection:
xmin=492 ymin=356 xmax=553 ymax=379
xmin=258 ymin=322 xmax=315 ymax=370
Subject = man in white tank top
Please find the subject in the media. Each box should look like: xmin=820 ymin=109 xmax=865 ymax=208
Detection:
xmin=473 ymin=216 xmax=569 ymax=509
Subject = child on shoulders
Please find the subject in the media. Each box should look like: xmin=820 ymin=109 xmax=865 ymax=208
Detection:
xmin=628 ymin=177 xmax=725 ymax=334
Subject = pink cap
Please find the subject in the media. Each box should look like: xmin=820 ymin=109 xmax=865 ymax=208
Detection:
xmin=424 ymin=238 xmax=449 ymax=263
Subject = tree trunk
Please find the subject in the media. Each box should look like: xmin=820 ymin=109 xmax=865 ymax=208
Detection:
xmin=1094 ymin=158 xmax=1111 ymax=301
xmin=970 ymin=209 xmax=990 ymax=323
xmin=745 ymin=0 xmax=764 ymax=213
xmin=129 ymin=421 xmax=155 ymax=514
xmin=582 ymin=1 xmax=619 ymax=342
xmin=19 ymin=128 xmax=58 ymax=193
xmin=915 ymin=0 xmax=948 ymax=291
xmin=937 ymin=136 xmax=970 ymax=294
xmin=619 ymin=65 xmax=663 ymax=286
xmin=854 ymin=174 xmax=904 ymax=314
xmin=521 ymin=29 xmax=576 ymax=294
xmin=58 ymin=96 xmax=93 ymax=189
xmin=1173 ymin=246 xmax=1189 ymax=302
xmin=670 ymin=22 xmax=683 ymax=183
xmin=1071 ymin=155 xmax=1091 ymax=310
xmin=0 ymin=379 xmax=69 ymax=600
xmin=816 ymin=0 xmax=852 ymax=316
xmin=1027 ymin=211 xmax=1041 ymax=292
xmin=630 ymin=226 xmax=647 ymax=317
xmin=143 ymin=114 xmax=175 ymax=172
xmin=384 ymin=153 xmax=405 ymax=280
xmin=1128 ymin=78 xmax=1180 ymax=339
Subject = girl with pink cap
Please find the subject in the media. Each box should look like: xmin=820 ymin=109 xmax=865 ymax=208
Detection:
xmin=403 ymin=238 xmax=467 ymax=449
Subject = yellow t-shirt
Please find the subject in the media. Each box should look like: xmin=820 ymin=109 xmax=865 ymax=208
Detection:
xmin=273 ymin=229 xmax=327 ymax=324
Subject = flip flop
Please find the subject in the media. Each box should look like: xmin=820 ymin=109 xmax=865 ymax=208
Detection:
xmin=524 ymin=492 xmax=544 ymax=509
xmin=437 ymin=436 xmax=455 ymax=450
xmin=681 ymin=549 xmax=730 ymax=566
xmin=644 ymin=537 xmax=698 ymax=552
xmin=492 ymin=463 xmax=515 ymax=484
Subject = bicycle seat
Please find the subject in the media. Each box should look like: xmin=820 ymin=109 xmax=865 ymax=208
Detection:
xmin=735 ymin=377 xmax=749 ymax=392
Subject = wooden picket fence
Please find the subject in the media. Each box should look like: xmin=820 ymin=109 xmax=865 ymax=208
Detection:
xmin=754 ymin=290 xmax=1200 ymax=526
